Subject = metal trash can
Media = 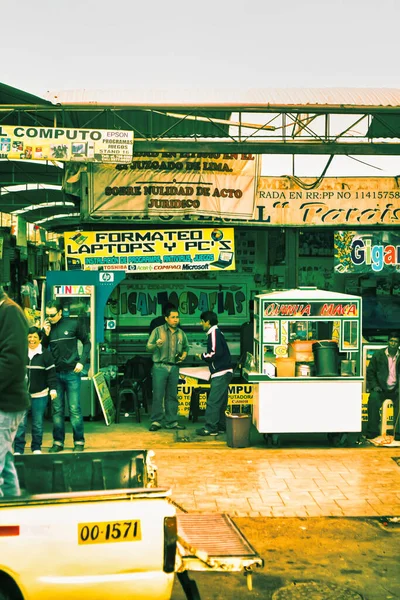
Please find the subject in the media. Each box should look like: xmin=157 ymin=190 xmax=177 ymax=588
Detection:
xmin=225 ymin=412 xmax=252 ymax=448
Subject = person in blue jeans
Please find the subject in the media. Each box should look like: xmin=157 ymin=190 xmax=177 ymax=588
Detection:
xmin=42 ymin=300 xmax=90 ymax=452
xmin=14 ymin=327 xmax=57 ymax=455
xmin=146 ymin=307 xmax=189 ymax=431
xmin=195 ymin=311 xmax=233 ymax=436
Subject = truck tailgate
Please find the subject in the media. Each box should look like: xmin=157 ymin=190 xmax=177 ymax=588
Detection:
xmin=177 ymin=513 xmax=263 ymax=589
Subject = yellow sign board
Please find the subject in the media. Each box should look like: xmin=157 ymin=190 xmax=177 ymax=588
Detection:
xmin=93 ymin=372 xmax=116 ymax=425
xmin=177 ymin=377 xmax=254 ymax=417
xmin=0 ymin=125 xmax=134 ymax=163
xmin=257 ymin=176 xmax=400 ymax=226
xmin=64 ymin=227 xmax=235 ymax=273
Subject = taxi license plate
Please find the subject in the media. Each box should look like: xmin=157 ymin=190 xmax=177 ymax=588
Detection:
xmin=78 ymin=520 xmax=141 ymax=545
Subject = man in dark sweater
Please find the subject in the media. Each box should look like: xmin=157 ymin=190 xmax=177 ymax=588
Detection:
xmin=195 ymin=311 xmax=233 ymax=436
xmin=0 ymin=285 xmax=30 ymax=496
xmin=366 ymin=332 xmax=400 ymax=442
xmin=42 ymin=299 xmax=91 ymax=452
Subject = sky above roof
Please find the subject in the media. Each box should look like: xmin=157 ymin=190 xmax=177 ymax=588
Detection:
xmin=2 ymin=0 xmax=399 ymax=95
xmin=1 ymin=0 xmax=399 ymax=177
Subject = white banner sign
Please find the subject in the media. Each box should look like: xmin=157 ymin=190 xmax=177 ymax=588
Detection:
xmin=0 ymin=125 xmax=134 ymax=163
xmin=85 ymin=153 xmax=259 ymax=219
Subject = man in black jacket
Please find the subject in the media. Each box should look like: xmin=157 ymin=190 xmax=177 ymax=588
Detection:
xmin=0 ymin=285 xmax=30 ymax=496
xmin=366 ymin=332 xmax=400 ymax=442
xmin=42 ymin=299 xmax=91 ymax=452
xmin=195 ymin=311 xmax=233 ymax=436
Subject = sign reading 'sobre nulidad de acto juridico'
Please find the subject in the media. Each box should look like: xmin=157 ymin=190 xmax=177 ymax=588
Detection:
xmin=0 ymin=125 xmax=134 ymax=163
xmin=64 ymin=227 xmax=236 ymax=273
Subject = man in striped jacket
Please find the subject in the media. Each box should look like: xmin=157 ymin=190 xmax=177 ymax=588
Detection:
xmin=195 ymin=311 xmax=233 ymax=436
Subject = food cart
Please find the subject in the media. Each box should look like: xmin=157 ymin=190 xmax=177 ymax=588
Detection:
xmin=244 ymin=287 xmax=363 ymax=446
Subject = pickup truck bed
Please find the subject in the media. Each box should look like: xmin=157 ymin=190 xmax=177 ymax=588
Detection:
xmin=0 ymin=450 xmax=263 ymax=600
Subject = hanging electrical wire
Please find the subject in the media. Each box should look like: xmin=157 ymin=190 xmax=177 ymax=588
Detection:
xmin=286 ymin=155 xmax=334 ymax=190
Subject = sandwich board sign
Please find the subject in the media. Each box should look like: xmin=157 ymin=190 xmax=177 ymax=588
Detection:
xmin=93 ymin=372 xmax=116 ymax=425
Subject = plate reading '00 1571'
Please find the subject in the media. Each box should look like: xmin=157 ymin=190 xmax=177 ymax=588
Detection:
xmin=78 ymin=520 xmax=141 ymax=545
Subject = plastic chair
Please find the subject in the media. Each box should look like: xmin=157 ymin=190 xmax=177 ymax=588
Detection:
xmin=115 ymin=356 xmax=151 ymax=423
xmin=380 ymin=399 xmax=394 ymax=436
xmin=188 ymin=387 xmax=209 ymax=422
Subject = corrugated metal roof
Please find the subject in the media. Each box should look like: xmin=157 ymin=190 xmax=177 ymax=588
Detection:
xmin=45 ymin=87 xmax=400 ymax=108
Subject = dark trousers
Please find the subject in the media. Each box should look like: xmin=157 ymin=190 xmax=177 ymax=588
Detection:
xmin=204 ymin=372 xmax=233 ymax=433
xmin=367 ymin=388 xmax=399 ymax=439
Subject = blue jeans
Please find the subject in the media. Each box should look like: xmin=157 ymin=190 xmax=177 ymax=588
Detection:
xmin=53 ymin=371 xmax=85 ymax=447
xmin=0 ymin=410 xmax=25 ymax=497
xmin=151 ymin=364 xmax=180 ymax=426
xmin=204 ymin=372 xmax=233 ymax=433
xmin=14 ymin=395 xmax=49 ymax=453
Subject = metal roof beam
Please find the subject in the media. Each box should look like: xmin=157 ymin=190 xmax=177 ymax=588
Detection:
xmin=134 ymin=140 xmax=400 ymax=155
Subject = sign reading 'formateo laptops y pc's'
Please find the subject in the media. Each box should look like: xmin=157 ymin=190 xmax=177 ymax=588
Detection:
xmin=64 ymin=227 xmax=236 ymax=273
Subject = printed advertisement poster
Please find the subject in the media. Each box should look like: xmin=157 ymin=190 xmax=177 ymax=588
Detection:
xmin=257 ymin=177 xmax=400 ymax=226
xmin=335 ymin=231 xmax=400 ymax=274
xmin=0 ymin=125 xmax=134 ymax=163
xmin=105 ymin=278 xmax=251 ymax=326
xmin=65 ymin=227 xmax=235 ymax=273
xmin=93 ymin=372 xmax=116 ymax=426
xmin=85 ymin=153 xmax=258 ymax=219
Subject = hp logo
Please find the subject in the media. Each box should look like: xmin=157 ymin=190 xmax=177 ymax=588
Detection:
xmin=99 ymin=273 xmax=114 ymax=283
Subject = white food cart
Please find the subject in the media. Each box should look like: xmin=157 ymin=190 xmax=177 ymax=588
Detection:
xmin=244 ymin=287 xmax=363 ymax=446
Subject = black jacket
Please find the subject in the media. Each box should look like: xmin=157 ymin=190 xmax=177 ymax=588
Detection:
xmin=42 ymin=317 xmax=91 ymax=372
xmin=366 ymin=347 xmax=400 ymax=392
xmin=27 ymin=346 xmax=57 ymax=396
xmin=202 ymin=325 xmax=232 ymax=376
xmin=0 ymin=295 xmax=30 ymax=412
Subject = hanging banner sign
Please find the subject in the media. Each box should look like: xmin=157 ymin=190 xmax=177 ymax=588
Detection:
xmin=83 ymin=153 xmax=258 ymax=219
xmin=0 ymin=125 xmax=134 ymax=163
xmin=77 ymin=175 xmax=400 ymax=227
xmin=335 ymin=231 xmax=400 ymax=273
xmin=64 ymin=227 xmax=236 ymax=272
xmin=257 ymin=177 xmax=400 ymax=226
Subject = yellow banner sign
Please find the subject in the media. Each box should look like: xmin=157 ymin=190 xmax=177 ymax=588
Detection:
xmin=64 ymin=227 xmax=235 ymax=272
xmin=257 ymin=177 xmax=400 ymax=226
xmin=177 ymin=378 xmax=254 ymax=416
xmin=86 ymin=154 xmax=258 ymax=219
xmin=0 ymin=125 xmax=134 ymax=163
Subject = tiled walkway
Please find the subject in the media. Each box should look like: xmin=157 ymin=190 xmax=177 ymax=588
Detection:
xmin=155 ymin=447 xmax=400 ymax=517
xmin=37 ymin=419 xmax=400 ymax=518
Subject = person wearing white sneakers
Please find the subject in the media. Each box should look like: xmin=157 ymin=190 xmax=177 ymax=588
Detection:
xmin=14 ymin=327 xmax=57 ymax=455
